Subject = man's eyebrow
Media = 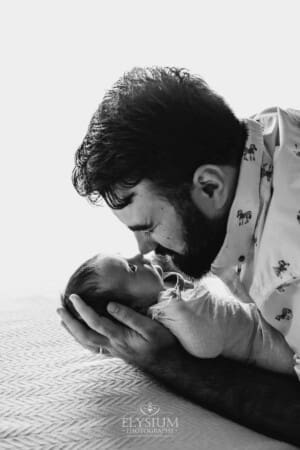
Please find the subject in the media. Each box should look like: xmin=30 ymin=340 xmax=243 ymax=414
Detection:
xmin=128 ymin=224 xmax=153 ymax=232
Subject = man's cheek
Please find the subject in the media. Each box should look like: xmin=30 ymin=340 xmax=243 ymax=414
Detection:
xmin=161 ymin=231 xmax=185 ymax=254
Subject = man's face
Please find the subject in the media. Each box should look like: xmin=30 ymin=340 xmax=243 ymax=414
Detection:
xmin=112 ymin=180 xmax=228 ymax=279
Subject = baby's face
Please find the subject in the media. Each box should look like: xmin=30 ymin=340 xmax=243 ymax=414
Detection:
xmin=94 ymin=253 xmax=165 ymax=311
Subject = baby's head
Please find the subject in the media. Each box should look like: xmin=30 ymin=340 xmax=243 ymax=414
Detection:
xmin=61 ymin=253 xmax=166 ymax=322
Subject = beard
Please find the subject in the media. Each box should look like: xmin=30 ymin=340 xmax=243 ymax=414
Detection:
xmin=154 ymin=188 xmax=229 ymax=279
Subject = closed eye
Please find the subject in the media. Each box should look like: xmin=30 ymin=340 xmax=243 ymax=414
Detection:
xmin=145 ymin=228 xmax=154 ymax=234
xmin=144 ymin=227 xmax=157 ymax=239
xmin=128 ymin=263 xmax=138 ymax=272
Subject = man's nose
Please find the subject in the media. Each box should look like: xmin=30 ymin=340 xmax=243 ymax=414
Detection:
xmin=127 ymin=253 xmax=146 ymax=265
xmin=134 ymin=231 xmax=157 ymax=254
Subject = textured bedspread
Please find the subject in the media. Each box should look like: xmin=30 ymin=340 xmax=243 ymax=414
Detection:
xmin=0 ymin=294 xmax=297 ymax=450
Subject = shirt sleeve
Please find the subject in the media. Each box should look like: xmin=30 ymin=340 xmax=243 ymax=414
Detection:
xmin=257 ymin=279 xmax=300 ymax=379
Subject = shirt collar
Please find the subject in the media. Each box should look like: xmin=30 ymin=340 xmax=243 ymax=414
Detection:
xmin=211 ymin=119 xmax=265 ymax=274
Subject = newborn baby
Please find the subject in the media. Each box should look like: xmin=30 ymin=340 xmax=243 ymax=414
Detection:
xmin=61 ymin=253 xmax=295 ymax=375
xmin=61 ymin=253 xmax=193 ymax=320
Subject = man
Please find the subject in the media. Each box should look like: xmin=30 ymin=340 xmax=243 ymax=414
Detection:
xmin=57 ymin=67 xmax=300 ymax=445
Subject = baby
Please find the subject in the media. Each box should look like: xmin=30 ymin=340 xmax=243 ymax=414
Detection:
xmin=61 ymin=252 xmax=295 ymax=376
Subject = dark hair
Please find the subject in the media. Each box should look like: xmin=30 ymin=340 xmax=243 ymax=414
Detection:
xmin=72 ymin=66 xmax=247 ymax=208
xmin=61 ymin=254 xmax=141 ymax=322
xmin=61 ymin=254 xmax=107 ymax=322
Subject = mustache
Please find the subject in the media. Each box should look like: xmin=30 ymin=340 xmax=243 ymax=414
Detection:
xmin=172 ymin=252 xmax=210 ymax=279
xmin=153 ymin=248 xmax=202 ymax=279
xmin=154 ymin=244 xmax=177 ymax=258
xmin=152 ymin=245 xmax=177 ymax=272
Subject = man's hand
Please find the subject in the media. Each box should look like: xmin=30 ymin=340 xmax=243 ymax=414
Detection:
xmin=57 ymin=295 xmax=300 ymax=446
xmin=57 ymin=294 xmax=179 ymax=368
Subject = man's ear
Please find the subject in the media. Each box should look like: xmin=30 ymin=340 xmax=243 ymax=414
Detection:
xmin=191 ymin=165 xmax=230 ymax=216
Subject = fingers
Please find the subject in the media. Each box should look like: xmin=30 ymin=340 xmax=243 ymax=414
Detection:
xmin=61 ymin=321 xmax=99 ymax=353
xmin=106 ymin=301 xmax=157 ymax=340
xmin=57 ymin=305 xmax=109 ymax=350
xmin=68 ymin=294 xmax=128 ymax=341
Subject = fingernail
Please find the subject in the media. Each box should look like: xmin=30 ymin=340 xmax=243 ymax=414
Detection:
xmin=107 ymin=302 xmax=118 ymax=313
xmin=69 ymin=294 xmax=78 ymax=304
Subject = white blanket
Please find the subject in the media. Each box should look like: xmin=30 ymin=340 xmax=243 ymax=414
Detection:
xmin=0 ymin=295 xmax=296 ymax=450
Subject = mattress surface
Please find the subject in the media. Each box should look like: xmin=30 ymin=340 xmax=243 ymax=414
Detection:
xmin=0 ymin=294 xmax=297 ymax=450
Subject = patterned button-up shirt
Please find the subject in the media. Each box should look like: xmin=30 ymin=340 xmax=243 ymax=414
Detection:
xmin=211 ymin=106 xmax=300 ymax=378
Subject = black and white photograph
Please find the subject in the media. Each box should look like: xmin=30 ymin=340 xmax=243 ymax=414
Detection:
xmin=1 ymin=1 xmax=300 ymax=448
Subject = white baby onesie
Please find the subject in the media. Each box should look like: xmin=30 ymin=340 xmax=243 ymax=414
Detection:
xmin=148 ymin=273 xmax=295 ymax=375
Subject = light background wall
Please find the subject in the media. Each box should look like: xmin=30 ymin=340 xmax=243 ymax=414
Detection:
xmin=0 ymin=0 xmax=299 ymax=300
